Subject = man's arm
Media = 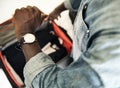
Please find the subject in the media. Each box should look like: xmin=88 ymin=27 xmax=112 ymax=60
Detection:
xmin=13 ymin=6 xmax=45 ymax=61
xmin=49 ymin=3 xmax=67 ymax=20
xmin=49 ymin=0 xmax=81 ymax=20
xmin=13 ymin=5 xmax=103 ymax=88
xmin=13 ymin=6 xmax=55 ymax=87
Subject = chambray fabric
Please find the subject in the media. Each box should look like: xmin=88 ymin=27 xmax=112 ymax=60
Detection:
xmin=24 ymin=0 xmax=120 ymax=88
xmin=64 ymin=0 xmax=81 ymax=11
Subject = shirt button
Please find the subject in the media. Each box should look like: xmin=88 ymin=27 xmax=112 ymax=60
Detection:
xmin=83 ymin=3 xmax=88 ymax=19
xmin=86 ymin=29 xmax=90 ymax=38
xmin=83 ymin=3 xmax=88 ymax=10
xmin=87 ymin=30 xmax=90 ymax=33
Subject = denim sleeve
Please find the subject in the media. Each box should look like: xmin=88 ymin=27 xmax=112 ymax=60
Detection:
xmin=23 ymin=52 xmax=55 ymax=87
xmin=64 ymin=0 xmax=81 ymax=11
xmin=24 ymin=53 xmax=103 ymax=88
xmin=31 ymin=59 xmax=103 ymax=88
xmin=24 ymin=52 xmax=103 ymax=88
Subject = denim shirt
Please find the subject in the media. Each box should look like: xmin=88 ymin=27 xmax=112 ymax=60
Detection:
xmin=24 ymin=0 xmax=120 ymax=88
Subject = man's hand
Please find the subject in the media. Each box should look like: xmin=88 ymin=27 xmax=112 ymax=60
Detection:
xmin=49 ymin=8 xmax=62 ymax=20
xmin=49 ymin=3 xmax=66 ymax=20
xmin=12 ymin=6 xmax=47 ymax=62
xmin=13 ymin=6 xmax=46 ymax=40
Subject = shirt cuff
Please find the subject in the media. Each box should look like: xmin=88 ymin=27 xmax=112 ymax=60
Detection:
xmin=23 ymin=52 xmax=55 ymax=87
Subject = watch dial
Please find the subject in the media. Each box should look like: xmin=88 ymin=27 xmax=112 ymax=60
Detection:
xmin=24 ymin=33 xmax=35 ymax=43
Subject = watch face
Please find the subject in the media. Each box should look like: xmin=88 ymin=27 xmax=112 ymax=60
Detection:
xmin=24 ymin=33 xmax=36 ymax=43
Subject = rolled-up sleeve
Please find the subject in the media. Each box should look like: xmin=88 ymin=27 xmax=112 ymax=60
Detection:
xmin=23 ymin=52 xmax=55 ymax=87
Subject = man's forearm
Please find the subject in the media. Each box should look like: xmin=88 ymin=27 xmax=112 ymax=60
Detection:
xmin=55 ymin=2 xmax=67 ymax=12
xmin=21 ymin=41 xmax=41 ymax=62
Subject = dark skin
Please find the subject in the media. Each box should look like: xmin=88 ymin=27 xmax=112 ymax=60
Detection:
xmin=49 ymin=3 xmax=67 ymax=20
xmin=13 ymin=6 xmax=46 ymax=62
xmin=12 ymin=4 xmax=65 ymax=62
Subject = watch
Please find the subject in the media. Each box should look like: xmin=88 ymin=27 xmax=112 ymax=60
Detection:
xmin=19 ymin=33 xmax=36 ymax=46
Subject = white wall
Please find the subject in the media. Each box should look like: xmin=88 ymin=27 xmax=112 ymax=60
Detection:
xmin=0 ymin=0 xmax=64 ymax=23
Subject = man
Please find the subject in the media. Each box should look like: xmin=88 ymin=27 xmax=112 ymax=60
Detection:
xmin=49 ymin=0 xmax=79 ymax=23
xmin=13 ymin=0 xmax=120 ymax=88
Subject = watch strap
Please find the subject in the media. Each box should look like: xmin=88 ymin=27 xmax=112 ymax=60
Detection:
xmin=19 ymin=37 xmax=25 ymax=46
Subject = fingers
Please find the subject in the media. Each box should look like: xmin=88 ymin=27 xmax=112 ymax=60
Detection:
xmin=13 ymin=6 xmax=47 ymax=26
xmin=48 ymin=14 xmax=61 ymax=21
xmin=14 ymin=6 xmax=46 ymax=17
xmin=32 ymin=6 xmax=41 ymax=18
xmin=32 ymin=6 xmax=48 ymax=21
xmin=14 ymin=6 xmax=39 ymax=16
xmin=13 ymin=7 xmax=30 ymax=20
xmin=33 ymin=6 xmax=41 ymax=13
xmin=14 ymin=9 xmax=20 ymax=14
xmin=49 ymin=10 xmax=61 ymax=21
xmin=13 ymin=8 xmax=22 ymax=25
xmin=26 ymin=6 xmax=42 ymax=14
xmin=14 ymin=9 xmax=20 ymax=18
xmin=27 ymin=6 xmax=35 ymax=13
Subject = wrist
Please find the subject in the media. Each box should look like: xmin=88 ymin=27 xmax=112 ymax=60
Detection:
xmin=17 ymin=33 xmax=42 ymax=62
xmin=18 ymin=33 xmax=36 ymax=45
xmin=16 ymin=32 xmax=34 ymax=41
xmin=15 ymin=26 xmax=35 ymax=40
xmin=22 ymin=41 xmax=41 ymax=62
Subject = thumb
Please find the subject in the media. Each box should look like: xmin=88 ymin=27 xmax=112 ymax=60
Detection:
xmin=41 ymin=13 xmax=48 ymax=21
